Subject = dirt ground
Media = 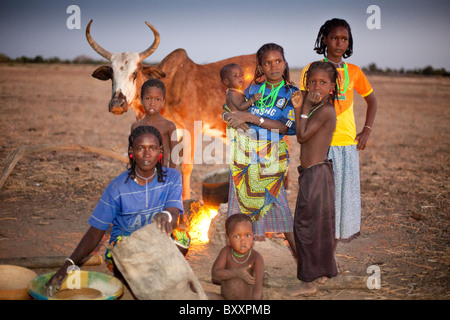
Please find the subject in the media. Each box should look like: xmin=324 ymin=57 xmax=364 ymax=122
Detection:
xmin=0 ymin=64 xmax=448 ymax=301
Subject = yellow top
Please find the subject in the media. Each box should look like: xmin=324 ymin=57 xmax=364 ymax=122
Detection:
xmin=300 ymin=62 xmax=373 ymax=146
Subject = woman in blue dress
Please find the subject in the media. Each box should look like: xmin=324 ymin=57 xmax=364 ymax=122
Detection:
xmin=45 ymin=126 xmax=184 ymax=295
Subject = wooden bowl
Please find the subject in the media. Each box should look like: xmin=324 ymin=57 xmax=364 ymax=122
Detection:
xmin=0 ymin=265 xmax=37 ymax=300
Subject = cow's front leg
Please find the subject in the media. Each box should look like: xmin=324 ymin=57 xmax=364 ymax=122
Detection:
xmin=179 ymin=127 xmax=196 ymax=200
xmin=181 ymin=162 xmax=193 ymax=200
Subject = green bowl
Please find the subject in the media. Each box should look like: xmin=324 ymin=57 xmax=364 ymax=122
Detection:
xmin=27 ymin=270 xmax=124 ymax=300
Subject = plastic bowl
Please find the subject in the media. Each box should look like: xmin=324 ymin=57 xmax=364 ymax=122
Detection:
xmin=27 ymin=270 xmax=124 ymax=300
xmin=0 ymin=265 xmax=38 ymax=300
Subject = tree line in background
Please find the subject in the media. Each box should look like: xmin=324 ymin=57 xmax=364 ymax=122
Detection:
xmin=0 ymin=54 xmax=106 ymax=65
xmin=1 ymin=53 xmax=449 ymax=77
xmin=361 ymin=62 xmax=450 ymax=77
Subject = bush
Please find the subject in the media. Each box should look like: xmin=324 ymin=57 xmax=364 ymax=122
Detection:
xmin=363 ymin=62 xmax=449 ymax=77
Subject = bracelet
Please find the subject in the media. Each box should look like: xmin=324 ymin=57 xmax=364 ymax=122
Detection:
xmin=364 ymin=125 xmax=373 ymax=132
xmin=65 ymin=258 xmax=76 ymax=266
xmin=157 ymin=210 xmax=172 ymax=223
xmin=300 ymin=114 xmax=309 ymax=119
xmin=162 ymin=210 xmax=172 ymax=223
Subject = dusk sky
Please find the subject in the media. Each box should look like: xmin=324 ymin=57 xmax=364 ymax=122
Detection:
xmin=1 ymin=0 xmax=449 ymax=70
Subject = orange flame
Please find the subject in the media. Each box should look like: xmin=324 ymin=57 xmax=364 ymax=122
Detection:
xmin=189 ymin=205 xmax=218 ymax=244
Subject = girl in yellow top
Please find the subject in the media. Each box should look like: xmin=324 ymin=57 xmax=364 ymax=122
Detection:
xmin=300 ymin=18 xmax=377 ymax=241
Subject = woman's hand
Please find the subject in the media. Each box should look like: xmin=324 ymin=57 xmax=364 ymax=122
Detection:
xmin=44 ymin=226 xmax=105 ymax=297
xmin=152 ymin=211 xmax=173 ymax=236
xmin=226 ymin=111 xmax=251 ymax=131
xmin=45 ymin=262 xmax=71 ymax=297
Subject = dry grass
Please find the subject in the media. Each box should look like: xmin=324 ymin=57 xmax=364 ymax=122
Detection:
xmin=0 ymin=64 xmax=448 ymax=300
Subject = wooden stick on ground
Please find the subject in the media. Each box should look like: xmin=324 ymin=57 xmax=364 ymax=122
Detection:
xmin=0 ymin=255 xmax=103 ymax=269
xmin=0 ymin=144 xmax=128 ymax=190
xmin=393 ymin=258 xmax=434 ymax=271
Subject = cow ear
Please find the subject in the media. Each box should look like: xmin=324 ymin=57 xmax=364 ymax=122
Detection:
xmin=92 ymin=66 xmax=112 ymax=80
xmin=142 ymin=66 xmax=166 ymax=79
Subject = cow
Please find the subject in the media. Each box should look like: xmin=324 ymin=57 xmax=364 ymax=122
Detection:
xmin=86 ymin=20 xmax=257 ymax=200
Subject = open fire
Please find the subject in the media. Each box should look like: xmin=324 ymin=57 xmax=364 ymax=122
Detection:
xmin=184 ymin=167 xmax=229 ymax=245
xmin=186 ymin=202 xmax=218 ymax=245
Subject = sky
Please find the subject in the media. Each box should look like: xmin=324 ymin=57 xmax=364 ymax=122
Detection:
xmin=1 ymin=0 xmax=449 ymax=70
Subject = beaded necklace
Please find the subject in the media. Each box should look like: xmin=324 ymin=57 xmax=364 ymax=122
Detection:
xmin=324 ymin=57 xmax=349 ymax=95
xmin=231 ymin=249 xmax=252 ymax=264
xmin=255 ymin=80 xmax=285 ymax=112
xmin=308 ymin=100 xmax=325 ymax=118
xmin=135 ymin=168 xmax=157 ymax=208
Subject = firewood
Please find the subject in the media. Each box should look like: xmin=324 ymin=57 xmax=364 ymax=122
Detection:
xmin=0 ymin=254 xmax=103 ymax=269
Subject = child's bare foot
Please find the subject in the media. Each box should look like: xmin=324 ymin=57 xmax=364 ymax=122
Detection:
xmin=286 ymin=281 xmax=317 ymax=296
xmin=315 ymin=276 xmax=328 ymax=284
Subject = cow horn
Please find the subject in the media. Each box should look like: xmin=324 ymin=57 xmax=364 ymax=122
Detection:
xmin=86 ymin=19 xmax=112 ymax=61
xmin=139 ymin=22 xmax=160 ymax=61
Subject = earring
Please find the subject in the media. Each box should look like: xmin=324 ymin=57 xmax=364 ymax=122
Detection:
xmin=158 ymin=153 xmax=163 ymax=163
xmin=129 ymin=154 xmax=133 ymax=159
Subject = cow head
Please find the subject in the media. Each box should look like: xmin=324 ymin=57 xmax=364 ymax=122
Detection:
xmin=86 ymin=20 xmax=165 ymax=118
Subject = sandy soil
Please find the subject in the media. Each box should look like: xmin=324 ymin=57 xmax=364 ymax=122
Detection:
xmin=0 ymin=64 xmax=448 ymax=301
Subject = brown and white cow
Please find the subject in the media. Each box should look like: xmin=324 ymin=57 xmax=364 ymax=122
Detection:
xmin=86 ymin=20 xmax=256 ymax=200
